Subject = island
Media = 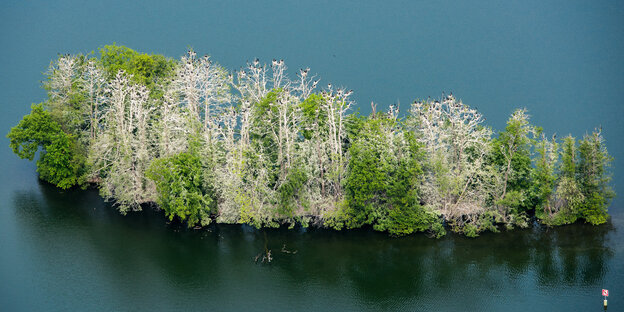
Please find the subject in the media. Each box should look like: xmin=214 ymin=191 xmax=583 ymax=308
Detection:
xmin=7 ymin=45 xmax=615 ymax=237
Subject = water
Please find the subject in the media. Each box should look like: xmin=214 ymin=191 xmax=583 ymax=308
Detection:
xmin=1 ymin=1 xmax=623 ymax=311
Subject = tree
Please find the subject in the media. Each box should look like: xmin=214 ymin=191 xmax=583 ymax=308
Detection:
xmin=534 ymin=135 xmax=583 ymax=225
xmin=147 ymin=152 xmax=213 ymax=226
xmin=298 ymin=92 xmax=347 ymax=218
xmin=407 ymin=95 xmax=494 ymax=236
xmin=99 ymin=44 xmax=175 ymax=97
xmin=82 ymin=59 xmax=107 ymax=143
xmin=230 ymin=59 xmax=323 ymax=226
xmin=43 ymin=54 xmax=87 ymax=134
xmin=533 ymin=133 xmax=559 ymax=221
xmin=491 ymin=109 xmax=535 ymax=226
xmin=342 ymin=112 xmax=440 ymax=236
xmin=7 ymin=104 xmax=80 ymax=189
xmin=577 ymin=130 xmax=614 ymax=224
xmin=89 ymin=71 xmax=156 ymax=213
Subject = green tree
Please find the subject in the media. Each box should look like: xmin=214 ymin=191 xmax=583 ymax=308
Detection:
xmin=344 ymin=115 xmax=440 ymax=236
xmin=542 ymin=136 xmax=583 ymax=225
xmin=491 ymin=109 xmax=535 ymax=225
xmin=533 ymin=134 xmax=558 ymax=220
xmin=577 ymin=130 xmax=614 ymax=224
xmin=147 ymin=152 xmax=213 ymax=226
xmin=7 ymin=104 xmax=80 ymax=189
xmin=299 ymin=93 xmax=327 ymax=140
xmin=99 ymin=44 xmax=175 ymax=97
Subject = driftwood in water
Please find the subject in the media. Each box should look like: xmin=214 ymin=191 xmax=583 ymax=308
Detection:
xmin=281 ymin=244 xmax=297 ymax=254
xmin=254 ymin=231 xmax=273 ymax=263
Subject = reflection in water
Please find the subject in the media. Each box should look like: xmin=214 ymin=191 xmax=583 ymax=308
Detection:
xmin=9 ymin=183 xmax=617 ymax=311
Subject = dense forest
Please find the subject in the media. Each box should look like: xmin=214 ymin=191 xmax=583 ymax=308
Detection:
xmin=7 ymin=45 xmax=615 ymax=237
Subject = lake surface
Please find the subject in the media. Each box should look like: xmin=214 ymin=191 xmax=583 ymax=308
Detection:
xmin=1 ymin=1 xmax=623 ymax=311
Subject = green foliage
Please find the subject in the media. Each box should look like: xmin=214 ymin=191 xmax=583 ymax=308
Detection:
xmin=344 ymin=119 xmax=387 ymax=225
xmin=494 ymin=110 xmax=534 ymax=185
xmin=343 ymin=113 xmax=365 ymax=150
xmin=344 ymin=116 xmax=440 ymax=236
xmin=8 ymin=104 xmax=58 ymax=160
xmin=37 ymin=132 xmax=81 ymax=189
xmin=495 ymin=190 xmax=524 ymax=217
xmin=537 ymin=136 xmax=581 ymax=225
xmin=463 ymin=223 xmax=479 ymax=238
xmin=99 ymin=44 xmax=175 ymax=96
xmin=278 ymin=167 xmax=308 ymax=217
xmin=577 ymin=131 xmax=615 ymax=224
xmin=323 ymin=199 xmax=350 ymax=230
xmin=561 ymin=136 xmax=577 ymax=179
xmin=532 ymin=135 xmax=558 ymax=215
xmin=147 ymin=152 xmax=213 ymax=226
xmin=7 ymin=104 xmax=80 ymax=189
xmin=299 ymin=93 xmax=327 ymax=140
xmin=250 ymin=89 xmax=283 ymax=184
xmin=490 ymin=109 xmax=535 ymax=219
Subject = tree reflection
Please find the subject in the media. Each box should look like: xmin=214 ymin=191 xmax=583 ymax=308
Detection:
xmin=10 ymin=185 xmax=616 ymax=308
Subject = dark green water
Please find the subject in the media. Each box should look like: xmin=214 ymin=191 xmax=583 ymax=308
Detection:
xmin=1 ymin=1 xmax=623 ymax=311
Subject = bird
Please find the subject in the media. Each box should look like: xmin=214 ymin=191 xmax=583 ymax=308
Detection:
xmin=327 ymin=83 xmax=332 ymax=89
xmin=253 ymin=58 xmax=259 ymax=66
